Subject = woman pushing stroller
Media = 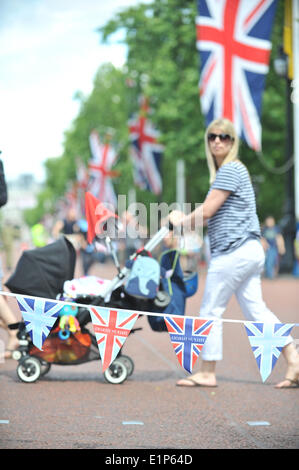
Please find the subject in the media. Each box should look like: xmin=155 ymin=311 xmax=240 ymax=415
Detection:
xmin=169 ymin=118 xmax=299 ymax=390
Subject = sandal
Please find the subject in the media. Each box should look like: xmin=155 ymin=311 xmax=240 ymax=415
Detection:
xmin=275 ymin=377 xmax=299 ymax=389
xmin=176 ymin=377 xmax=217 ymax=388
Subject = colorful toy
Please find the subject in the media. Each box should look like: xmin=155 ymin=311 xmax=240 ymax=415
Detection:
xmin=58 ymin=313 xmax=80 ymax=340
xmin=59 ymin=304 xmax=78 ymax=317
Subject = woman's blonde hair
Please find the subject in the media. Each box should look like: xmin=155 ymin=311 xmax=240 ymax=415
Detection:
xmin=204 ymin=118 xmax=240 ymax=184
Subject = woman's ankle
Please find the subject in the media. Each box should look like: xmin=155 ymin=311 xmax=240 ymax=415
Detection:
xmin=283 ymin=343 xmax=299 ymax=365
xmin=200 ymin=360 xmax=217 ymax=376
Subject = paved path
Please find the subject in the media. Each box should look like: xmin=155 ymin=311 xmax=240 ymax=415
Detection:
xmin=0 ymin=258 xmax=298 ymax=452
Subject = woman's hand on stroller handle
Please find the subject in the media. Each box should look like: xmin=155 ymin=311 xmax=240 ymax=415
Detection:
xmin=168 ymin=210 xmax=185 ymax=228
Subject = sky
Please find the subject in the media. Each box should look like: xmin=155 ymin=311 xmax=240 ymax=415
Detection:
xmin=0 ymin=0 xmax=152 ymax=182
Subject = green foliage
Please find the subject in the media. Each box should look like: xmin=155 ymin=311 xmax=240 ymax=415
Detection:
xmin=32 ymin=0 xmax=288 ymax=225
xmin=100 ymin=0 xmax=207 ymax=205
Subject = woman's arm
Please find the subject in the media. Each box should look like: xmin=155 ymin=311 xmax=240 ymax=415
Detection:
xmin=201 ymin=189 xmax=231 ymax=219
xmin=170 ymin=189 xmax=231 ymax=230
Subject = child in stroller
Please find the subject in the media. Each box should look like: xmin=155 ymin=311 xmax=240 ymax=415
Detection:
xmin=5 ymin=225 xmax=198 ymax=384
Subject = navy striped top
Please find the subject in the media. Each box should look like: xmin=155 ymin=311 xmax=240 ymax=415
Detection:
xmin=207 ymin=161 xmax=261 ymax=256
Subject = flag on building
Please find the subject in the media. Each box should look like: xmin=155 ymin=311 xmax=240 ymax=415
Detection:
xmin=196 ymin=0 xmax=278 ymax=151
xmin=88 ymin=130 xmax=119 ymax=208
xmin=16 ymin=295 xmax=64 ymax=351
xmin=244 ymin=322 xmax=294 ymax=382
xmin=128 ymin=97 xmax=163 ymax=195
xmin=165 ymin=316 xmax=214 ymax=373
xmin=89 ymin=307 xmax=139 ymax=372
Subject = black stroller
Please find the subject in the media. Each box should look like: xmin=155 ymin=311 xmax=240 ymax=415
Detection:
xmin=6 ymin=225 xmax=194 ymax=384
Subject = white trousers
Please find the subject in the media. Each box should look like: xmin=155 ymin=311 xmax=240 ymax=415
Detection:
xmin=200 ymin=238 xmax=292 ymax=361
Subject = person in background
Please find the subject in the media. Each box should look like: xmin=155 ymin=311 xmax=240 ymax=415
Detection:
xmin=261 ymin=216 xmax=285 ymax=279
xmin=118 ymin=211 xmax=147 ymax=264
xmin=0 ymin=155 xmax=19 ymax=358
xmin=77 ymin=219 xmax=107 ymax=276
xmin=52 ymin=207 xmax=81 ymax=249
xmin=0 ymin=220 xmax=15 ymax=271
xmin=293 ymin=221 xmax=299 ymax=277
xmin=31 ymin=218 xmax=49 ymax=248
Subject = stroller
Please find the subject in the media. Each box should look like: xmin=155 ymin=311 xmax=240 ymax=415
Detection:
xmin=6 ymin=225 xmax=198 ymax=384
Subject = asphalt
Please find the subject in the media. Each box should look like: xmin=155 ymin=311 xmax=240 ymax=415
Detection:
xmin=0 ymin=257 xmax=298 ymax=453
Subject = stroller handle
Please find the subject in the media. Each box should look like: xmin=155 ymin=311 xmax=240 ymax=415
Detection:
xmin=99 ymin=224 xmax=170 ymax=299
xmin=143 ymin=225 xmax=169 ymax=253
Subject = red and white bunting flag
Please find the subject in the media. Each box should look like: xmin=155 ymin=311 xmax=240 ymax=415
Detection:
xmin=89 ymin=307 xmax=139 ymax=372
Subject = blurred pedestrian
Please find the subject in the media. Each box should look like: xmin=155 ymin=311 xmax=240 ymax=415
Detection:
xmin=77 ymin=219 xmax=107 ymax=276
xmin=0 ymin=220 xmax=15 ymax=271
xmin=261 ymin=215 xmax=285 ymax=279
xmin=170 ymin=118 xmax=299 ymax=389
xmin=52 ymin=207 xmax=81 ymax=249
xmin=0 ymin=155 xmax=19 ymax=358
xmin=179 ymin=230 xmax=202 ymax=273
xmin=31 ymin=218 xmax=49 ymax=248
xmin=119 ymin=210 xmax=147 ymax=263
xmin=292 ymin=221 xmax=299 ymax=278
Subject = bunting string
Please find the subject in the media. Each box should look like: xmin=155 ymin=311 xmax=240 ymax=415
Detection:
xmin=1 ymin=290 xmax=298 ymax=326
xmin=1 ymin=290 xmax=298 ymax=381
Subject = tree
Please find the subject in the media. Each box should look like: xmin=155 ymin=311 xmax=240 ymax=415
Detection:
xmin=100 ymin=0 xmax=288 ymax=220
xmin=28 ymin=0 xmax=288 ymax=226
xmin=101 ymin=0 xmax=207 ymax=207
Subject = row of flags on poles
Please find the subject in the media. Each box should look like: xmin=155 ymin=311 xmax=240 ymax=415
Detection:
xmin=14 ymin=293 xmax=296 ymax=383
xmin=70 ymin=100 xmax=164 ymax=216
xmin=67 ymin=0 xmax=280 ymax=209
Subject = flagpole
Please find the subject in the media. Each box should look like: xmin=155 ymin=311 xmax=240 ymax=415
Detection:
xmin=293 ymin=0 xmax=299 ymax=220
xmin=176 ymin=159 xmax=186 ymax=211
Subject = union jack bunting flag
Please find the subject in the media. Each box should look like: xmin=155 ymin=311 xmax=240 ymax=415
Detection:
xmin=88 ymin=130 xmax=119 ymax=208
xmin=89 ymin=307 xmax=139 ymax=372
xmin=165 ymin=316 xmax=213 ymax=373
xmin=128 ymin=97 xmax=163 ymax=195
xmin=196 ymin=0 xmax=278 ymax=151
xmin=16 ymin=296 xmax=64 ymax=351
xmin=244 ymin=322 xmax=294 ymax=382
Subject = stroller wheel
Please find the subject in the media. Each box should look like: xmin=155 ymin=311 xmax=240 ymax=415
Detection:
xmin=104 ymin=359 xmax=128 ymax=384
xmin=40 ymin=361 xmax=51 ymax=376
xmin=118 ymin=355 xmax=134 ymax=376
xmin=17 ymin=356 xmax=41 ymax=383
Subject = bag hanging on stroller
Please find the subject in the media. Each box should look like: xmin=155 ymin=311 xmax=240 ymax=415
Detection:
xmin=148 ymin=249 xmax=187 ymax=332
xmin=124 ymin=251 xmax=161 ymax=300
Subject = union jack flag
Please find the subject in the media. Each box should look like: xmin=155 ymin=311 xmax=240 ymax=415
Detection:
xmin=165 ymin=316 xmax=214 ymax=373
xmin=244 ymin=322 xmax=294 ymax=382
xmin=128 ymin=97 xmax=163 ymax=195
xmin=196 ymin=0 xmax=278 ymax=151
xmin=76 ymin=158 xmax=89 ymax=192
xmin=88 ymin=130 xmax=119 ymax=208
xmin=16 ymin=296 xmax=64 ymax=351
xmin=89 ymin=307 xmax=139 ymax=372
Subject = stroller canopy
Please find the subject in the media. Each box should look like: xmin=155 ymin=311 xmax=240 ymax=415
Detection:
xmin=5 ymin=236 xmax=76 ymax=299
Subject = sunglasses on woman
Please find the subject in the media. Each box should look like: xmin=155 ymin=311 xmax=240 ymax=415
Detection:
xmin=207 ymin=133 xmax=234 ymax=143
